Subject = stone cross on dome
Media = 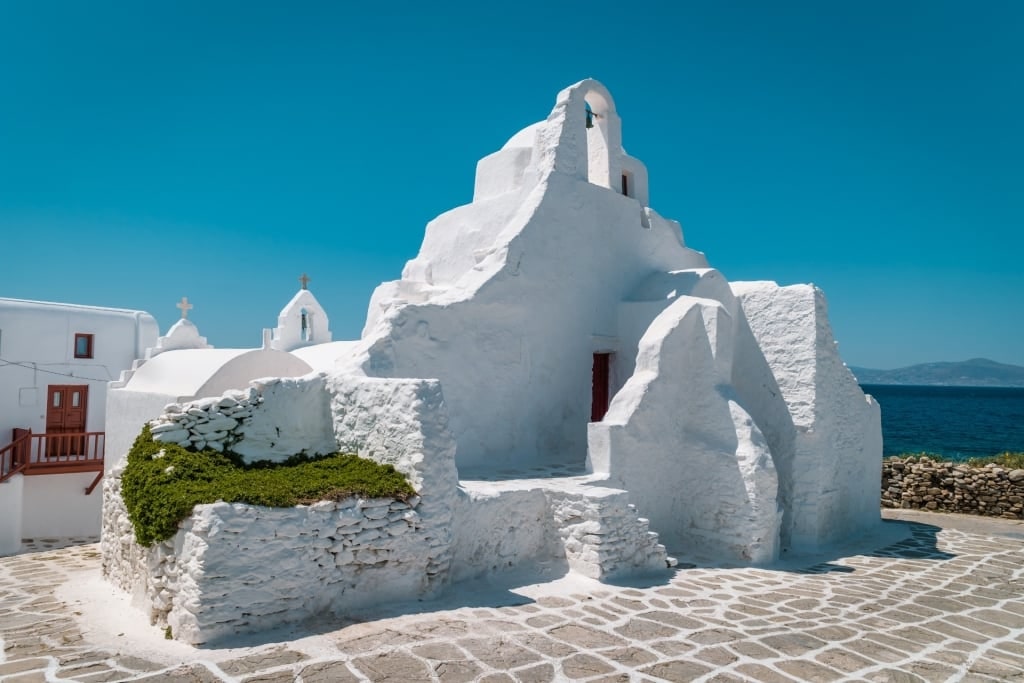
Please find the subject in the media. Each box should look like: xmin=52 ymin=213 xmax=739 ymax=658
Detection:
xmin=299 ymin=273 xmax=310 ymax=290
xmin=176 ymin=296 xmax=193 ymax=319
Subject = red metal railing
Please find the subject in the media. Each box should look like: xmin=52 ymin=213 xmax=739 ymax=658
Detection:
xmin=0 ymin=432 xmax=105 ymax=484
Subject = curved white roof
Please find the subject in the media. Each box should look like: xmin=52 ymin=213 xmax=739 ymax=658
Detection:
xmin=125 ymin=348 xmax=313 ymax=398
xmin=289 ymin=340 xmax=360 ymax=372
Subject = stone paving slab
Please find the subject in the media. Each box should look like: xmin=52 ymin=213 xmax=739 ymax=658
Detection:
xmin=2 ymin=512 xmax=1024 ymax=681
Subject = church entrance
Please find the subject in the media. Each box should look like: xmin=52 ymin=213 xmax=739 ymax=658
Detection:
xmin=591 ymin=353 xmax=611 ymax=422
xmin=46 ymin=385 xmax=88 ymax=456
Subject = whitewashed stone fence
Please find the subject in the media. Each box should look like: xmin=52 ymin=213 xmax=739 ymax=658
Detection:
xmin=148 ymin=388 xmax=257 ymax=453
xmin=102 ymin=375 xmax=458 ymax=644
xmin=102 ymin=373 xmax=674 ymax=645
xmin=881 ymin=456 xmax=1024 ymax=519
xmin=103 ymin=474 xmax=431 ymax=645
xmin=147 ymin=375 xmax=336 ymax=463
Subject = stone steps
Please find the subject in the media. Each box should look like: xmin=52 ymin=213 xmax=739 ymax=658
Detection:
xmin=546 ymin=487 xmax=676 ymax=580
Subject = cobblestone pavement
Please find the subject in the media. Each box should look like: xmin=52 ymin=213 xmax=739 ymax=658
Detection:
xmin=2 ymin=512 xmax=1024 ymax=682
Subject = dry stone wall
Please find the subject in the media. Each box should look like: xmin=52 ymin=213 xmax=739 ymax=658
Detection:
xmin=147 ymin=375 xmax=336 ymax=463
xmin=103 ymin=374 xmax=458 ymax=645
xmin=148 ymin=388 xmax=256 ymax=453
xmin=102 ymin=470 xmax=434 ymax=645
xmin=881 ymin=456 xmax=1024 ymax=519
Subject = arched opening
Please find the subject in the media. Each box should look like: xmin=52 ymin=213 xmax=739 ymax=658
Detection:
xmin=584 ymin=91 xmax=612 ymax=189
xmin=300 ymin=308 xmax=311 ymax=342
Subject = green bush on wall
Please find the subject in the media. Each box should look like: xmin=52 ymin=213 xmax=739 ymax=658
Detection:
xmin=888 ymin=452 xmax=1024 ymax=469
xmin=120 ymin=426 xmax=416 ymax=546
xmin=965 ymin=452 xmax=1024 ymax=469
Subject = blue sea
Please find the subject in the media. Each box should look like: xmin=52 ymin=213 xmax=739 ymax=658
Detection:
xmin=861 ymin=384 xmax=1024 ymax=460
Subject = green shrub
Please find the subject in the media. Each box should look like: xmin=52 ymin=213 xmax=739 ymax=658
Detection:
xmin=965 ymin=452 xmax=1024 ymax=469
xmin=888 ymin=451 xmax=1024 ymax=469
xmin=120 ymin=426 xmax=416 ymax=546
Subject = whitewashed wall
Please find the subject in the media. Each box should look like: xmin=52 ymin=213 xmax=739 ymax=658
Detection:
xmin=103 ymin=374 xmax=461 ymax=643
xmin=102 ymin=472 xmax=430 ymax=645
xmin=356 ymin=80 xmax=709 ymax=475
xmin=105 ymin=390 xmax=175 ymax=471
xmin=733 ymin=282 xmax=882 ymax=550
xmin=352 ymin=79 xmax=881 ymax=559
xmin=0 ymin=475 xmax=23 ymax=556
xmin=328 ymin=376 xmax=459 ymax=581
xmin=146 ymin=376 xmax=335 ymax=462
xmin=22 ymin=473 xmax=102 ymax=538
xmin=103 ymin=372 xmax=677 ymax=641
xmin=449 ymin=487 xmax=563 ymax=581
xmin=589 ymin=296 xmax=782 ymax=564
xmin=0 ymin=298 xmax=158 ymax=441
xmin=452 ymin=479 xmax=671 ymax=582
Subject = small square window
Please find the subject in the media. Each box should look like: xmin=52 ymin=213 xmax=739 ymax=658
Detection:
xmin=74 ymin=333 xmax=94 ymax=359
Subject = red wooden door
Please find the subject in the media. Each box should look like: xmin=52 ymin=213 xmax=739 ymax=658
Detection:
xmin=46 ymin=385 xmax=88 ymax=456
xmin=591 ymin=353 xmax=611 ymax=422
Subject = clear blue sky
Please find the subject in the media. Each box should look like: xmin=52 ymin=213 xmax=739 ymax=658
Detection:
xmin=1 ymin=1 xmax=1021 ymax=369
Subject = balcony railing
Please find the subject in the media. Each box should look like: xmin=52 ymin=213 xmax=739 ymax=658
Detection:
xmin=0 ymin=432 xmax=105 ymax=491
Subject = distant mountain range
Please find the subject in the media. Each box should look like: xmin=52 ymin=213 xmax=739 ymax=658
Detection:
xmin=850 ymin=358 xmax=1024 ymax=387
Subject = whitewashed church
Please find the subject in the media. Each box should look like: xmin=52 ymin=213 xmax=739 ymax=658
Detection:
xmin=103 ymin=279 xmax=337 ymax=464
xmin=98 ymin=79 xmax=883 ymax=644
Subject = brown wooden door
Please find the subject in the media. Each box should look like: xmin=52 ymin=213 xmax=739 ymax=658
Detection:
xmin=46 ymin=385 xmax=88 ymax=456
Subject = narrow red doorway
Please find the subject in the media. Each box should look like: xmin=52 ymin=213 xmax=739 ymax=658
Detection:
xmin=591 ymin=353 xmax=611 ymax=422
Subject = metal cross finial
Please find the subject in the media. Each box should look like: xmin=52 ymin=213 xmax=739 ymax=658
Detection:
xmin=299 ymin=273 xmax=310 ymax=290
xmin=176 ymin=296 xmax=193 ymax=319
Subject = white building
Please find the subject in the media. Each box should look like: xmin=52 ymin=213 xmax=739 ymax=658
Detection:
xmin=0 ymin=298 xmax=159 ymax=555
xmin=102 ymin=80 xmax=884 ymax=644
xmin=1 ymin=281 xmax=337 ymax=557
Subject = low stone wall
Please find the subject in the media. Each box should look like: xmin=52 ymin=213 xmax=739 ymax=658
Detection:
xmin=453 ymin=477 xmax=673 ymax=583
xmin=147 ymin=375 xmax=336 ymax=463
xmin=148 ymin=388 xmax=257 ymax=452
xmin=881 ymin=456 xmax=1024 ymax=519
xmin=102 ymin=471 xmax=436 ymax=645
xmin=103 ymin=375 xmax=458 ymax=645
